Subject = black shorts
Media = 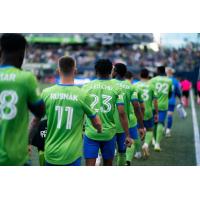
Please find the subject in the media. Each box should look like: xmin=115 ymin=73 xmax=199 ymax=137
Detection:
xmin=198 ymin=91 xmax=200 ymax=96
xmin=182 ymin=91 xmax=189 ymax=98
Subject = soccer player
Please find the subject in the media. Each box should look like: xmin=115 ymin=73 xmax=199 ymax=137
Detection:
xmin=180 ymin=78 xmax=192 ymax=107
xmin=83 ymin=59 xmax=133 ymax=166
xmin=197 ymin=79 xmax=200 ymax=105
xmin=0 ymin=33 xmax=45 ymax=166
xmin=112 ymin=63 xmax=145 ymax=166
xmin=135 ymin=69 xmax=158 ymax=158
xmin=31 ymin=56 xmax=102 ymax=166
xmin=150 ymin=65 xmax=172 ymax=151
xmin=165 ymin=67 xmax=182 ymax=137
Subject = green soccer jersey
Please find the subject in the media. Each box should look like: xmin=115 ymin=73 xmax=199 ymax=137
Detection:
xmin=0 ymin=65 xmax=41 ymax=166
xmin=111 ymin=79 xmax=139 ymax=133
xmin=150 ymin=76 xmax=172 ymax=111
xmin=82 ymin=79 xmax=124 ymax=141
xmin=135 ymin=80 xmax=157 ymax=120
xmin=42 ymin=84 xmax=95 ymax=165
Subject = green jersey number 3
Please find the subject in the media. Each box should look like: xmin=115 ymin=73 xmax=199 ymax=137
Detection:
xmin=0 ymin=90 xmax=18 ymax=120
xmin=55 ymin=106 xmax=73 ymax=130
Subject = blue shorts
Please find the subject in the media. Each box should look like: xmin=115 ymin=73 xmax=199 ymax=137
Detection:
xmin=168 ymin=104 xmax=176 ymax=112
xmin=129 ymin=126 xmax=139 ymax=140
xmin=158 ymin=111 xmax=167 ymax=124
xmin=83 ymin=135 xmax=116 ymax=160
xmin=45 ymin=157 xmax=81 ymax=166
xmin=116 ymin=132 xmax=126 ymax=153
xmin=144 ymin=118 xmax=154 ymax=129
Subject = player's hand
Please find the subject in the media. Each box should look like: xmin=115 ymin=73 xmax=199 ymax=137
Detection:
xmin=154 ymin=114 xmax=159 ymax=123
xmin=138 ymin=128 xmax=146 ymax=140
xmin=28 ymin=145 xmax=32 ymax=157
xmin=125 ymin=137 xmax=133 ymax=147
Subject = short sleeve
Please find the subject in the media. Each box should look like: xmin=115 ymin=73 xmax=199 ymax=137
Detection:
xmin=131 ymin=86 xmax=139 ymax=102
xmin=116 ymin=88 xmax=124 ymax=105
xmin=27 ymin=73 xmax=42 ymax=105
xmin=82 ymin=93 xmax=96 ymax=118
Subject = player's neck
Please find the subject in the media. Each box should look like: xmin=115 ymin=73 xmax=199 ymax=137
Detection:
xmin=116 ymin=75 xmax=125 ymax=81
xmin=60 ymin=76 xmax=74 ymax=85
xmin=141 ymin=78 xmax=148 ymax=82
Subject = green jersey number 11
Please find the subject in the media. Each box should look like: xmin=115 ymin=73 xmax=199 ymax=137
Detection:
xmin=55 ymin=106 xmax=74 ymax=130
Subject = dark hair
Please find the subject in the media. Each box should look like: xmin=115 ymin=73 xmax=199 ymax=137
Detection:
xmin=114 ymin=63 xmax=127 ymax=78
xmin=125 ymin=71 xmax=133 ymax=79
xmin=157 ymin=65 xmax=166 ymax=75
xmin=59 ymin=56 xmax=76 ymax=75
xmin=140 ymin=68 xmax=149 ymax=78
xmin=95 ymin=59 xmax=113 ymax=76
xmin=0 ymin=33 xmax=27 ymax=53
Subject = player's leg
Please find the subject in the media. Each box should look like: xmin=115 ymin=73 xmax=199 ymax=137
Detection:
xmin=166 ymin=105 xmax=175 ymax=137
xmin=126 ymin=126 xmax=139 ymax=165
xmin=142 ymin=118 xmax=154 ymax=158
xmin=83 ymin=135 xmax=100 ymax=166
xmin=101 ymin=136 xmax=116 ymax=166
xmin=116 ymin=133 xmax=126 ymax=166
xmin=155 ymin=111 xmax=167 ymax=151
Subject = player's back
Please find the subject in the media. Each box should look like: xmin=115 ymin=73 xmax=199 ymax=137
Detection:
xmin=135 ymin=81 xmax=155 ymax=120
xmin=150 ymin=76 xmax=172 ymax=111
xmin=169 ymin=77 xmax=181 ymax=105
xmin=42 ymin=84 xmax=94 ymax=165
xmin=111 ymin=79 xmax=134 ymax=132
xmin=0 ymin=65 xmax=40 ymax=165
xmin=83 ymin=79 xmax=123 ymax=141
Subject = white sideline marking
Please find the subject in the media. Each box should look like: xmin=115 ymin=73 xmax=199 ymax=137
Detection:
xmin=190 ymin=90 xmax=200 ymax=166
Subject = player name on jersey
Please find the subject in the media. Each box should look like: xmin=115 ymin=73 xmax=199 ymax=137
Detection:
xmin=87 ymin=84 xmax=113 ymax=91
xmin=0 ymin=74 xmax=16 ymax=81
xmin=50 ymin=93 xmax=78 ymax=101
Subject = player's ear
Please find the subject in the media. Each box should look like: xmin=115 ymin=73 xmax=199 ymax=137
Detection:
xmin=56 ymin=67 xmax=60 ymax=76
xmin=74 ymin=67 xmax=78 ymax=75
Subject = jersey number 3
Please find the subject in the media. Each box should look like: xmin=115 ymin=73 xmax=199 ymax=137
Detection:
xmin=0 ymin=90 xmax=18 ymax=120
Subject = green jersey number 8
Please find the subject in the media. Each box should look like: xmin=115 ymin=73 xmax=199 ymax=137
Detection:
xmin=141 ymin=89 xmax=149 ymax=101
xmin=91 ymin=94 xmax=112 ymax=113
xmin=0 ymin=90 xmax=18 ymax=120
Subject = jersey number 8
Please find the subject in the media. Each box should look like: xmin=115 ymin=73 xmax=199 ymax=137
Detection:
xmin=0 ymin=90 xmax=18 ymax=120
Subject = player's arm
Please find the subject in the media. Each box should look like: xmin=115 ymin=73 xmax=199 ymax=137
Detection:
xmin=29 ymin=117 xmax=41 ymax=144
xmin=168 ymin=81 xmax=173 ymax=99
xmin=153 ymin=98 xmax=159 ymax=123
xmin=175 ymin=81 xmax=182 ymax=102
xmin=27 ymin=73 xmax=45 ymax=118
xmin=82 ymin=93 xmax=102 ymax=133
xmin=89 ymin=115 xmax=102 ymax=133
xmin=117 ymin=104 xmax=132 ymax=147
xmin=131 ymin=90 xmax=145 ymax=139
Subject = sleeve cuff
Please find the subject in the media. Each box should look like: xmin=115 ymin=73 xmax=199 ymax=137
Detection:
xmin=131 ymin=98 xmax=138 ymax=102
xmin=88 ymin=114 xmax=96 ymax=119
xmin=116 ymin=103 xmax=124 ymax=106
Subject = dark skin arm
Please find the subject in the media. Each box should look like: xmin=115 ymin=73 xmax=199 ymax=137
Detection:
xmin=153 ymin=99 xmax=159 ymax=123
xmin=90 ymin=115 xmax=102 ymax=133
xmin=139 ymin=102 xmax=145 ymax=120
xmin=117 ymin=105 xmax=133 ymax=147
xmin=132 ymin=101 xmax=145 ymax=139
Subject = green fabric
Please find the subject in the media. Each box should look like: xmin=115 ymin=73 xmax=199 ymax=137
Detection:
xmin=150 ymin=76 xmax=172 ymax=111
xmin=117 ymin=153 xmax=126 ymax=166
xmin=134 ymin=138 xmax=141 ymax=152
xmin=42 ymin=84 xmax=95 ymax=165
xmin=111 ymin=79 xmax=138 ymax=133
xmin=156 ymin=123 xmax=164 ymax=144
xmin=144 ymin=131 xmax=153 ymax=146
xmin=82 ymin=79 xmax=124 ymax=141
xmin=135 ymin=81 xmax=157 ymax=120
xmin=0 ymin=66 xmax=41 ymax=165
xmin=39 ymin=151 xmax=45 ymax=166
xmin=126 ymin=144 xmax=135 ymax=162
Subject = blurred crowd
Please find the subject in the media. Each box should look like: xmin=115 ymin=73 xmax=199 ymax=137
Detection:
xmin=25 ymin=44 xmax=200 ymax=72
